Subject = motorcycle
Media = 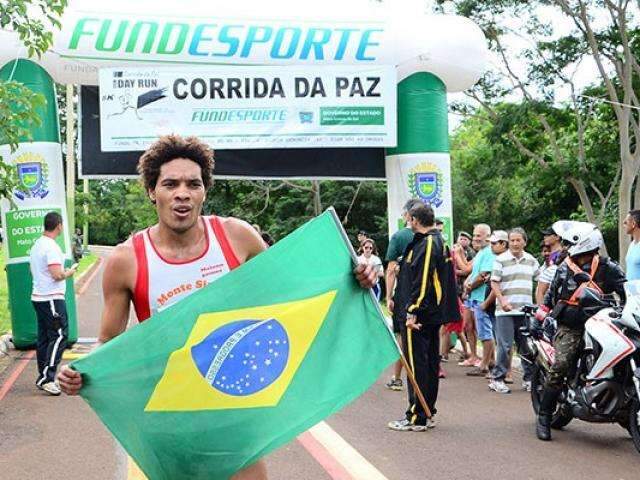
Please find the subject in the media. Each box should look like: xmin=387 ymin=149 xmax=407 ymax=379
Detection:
xmin=521 ymin=280 xmax=640 ymax=453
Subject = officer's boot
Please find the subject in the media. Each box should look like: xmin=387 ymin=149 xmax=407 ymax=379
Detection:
xmin=536 ymin=387 xmax=561 ymax=441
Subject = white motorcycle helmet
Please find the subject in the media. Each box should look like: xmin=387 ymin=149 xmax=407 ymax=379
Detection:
xmin=551 ymin=220 xmax=603 ymax=257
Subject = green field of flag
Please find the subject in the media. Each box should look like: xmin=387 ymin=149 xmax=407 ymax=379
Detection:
xmin=73 ymin=210 xmax=398 ymax=480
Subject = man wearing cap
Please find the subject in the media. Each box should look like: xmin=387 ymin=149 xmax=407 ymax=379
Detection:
xmin=385 ymin=198 xmax=423 ymax=390
xmin=462 ymin=224 xmax=493 ymax=368
xmin=466 ymin=230 xmax=505 ymax=377
xmin=489 ymin=228 xmax=540 ymax=394
xmin=535 ymin=226 xmax=564 ymax=304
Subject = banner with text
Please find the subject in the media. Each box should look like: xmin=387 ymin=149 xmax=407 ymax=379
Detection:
xmin=0 ymin=143 xmax=71 ymax=264
xmin=99 ymin=66 xmax=396 ymax=152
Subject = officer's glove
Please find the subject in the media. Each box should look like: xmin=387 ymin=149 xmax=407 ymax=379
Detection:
xmin=542 ymin=316 xmax=557 ymax=341
xmin=530 ymin=318 xmax=544 ymax=340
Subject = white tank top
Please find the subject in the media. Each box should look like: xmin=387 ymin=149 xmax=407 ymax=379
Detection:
xmin=132 ymin=216 xmax=240 ymax=321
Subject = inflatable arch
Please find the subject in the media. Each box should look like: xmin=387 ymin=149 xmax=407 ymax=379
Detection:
xmin=0 ymin=0 xmax=487 ymax=347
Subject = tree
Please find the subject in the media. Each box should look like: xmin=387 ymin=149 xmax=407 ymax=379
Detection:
xmin=437 ymin=0 xmax=640 ymax=262
xmin=450 ymin=103 xmax=621 ymax=257
xmin=0 ymin=0 xmax=67 ymax=199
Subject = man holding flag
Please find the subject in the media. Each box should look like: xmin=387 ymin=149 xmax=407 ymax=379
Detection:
xmin=388 ymin=203 xmax=459 ymax=431
xmin=58 ymin=134 xmax=382 ymax=479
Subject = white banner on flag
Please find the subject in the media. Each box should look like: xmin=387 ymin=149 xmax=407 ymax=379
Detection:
xmin=99 ymin=66 xmax=396 ymax=151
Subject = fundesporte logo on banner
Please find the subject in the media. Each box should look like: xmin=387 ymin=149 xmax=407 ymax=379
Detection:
xmin=98 ymin=65 xmax=397 ymax=152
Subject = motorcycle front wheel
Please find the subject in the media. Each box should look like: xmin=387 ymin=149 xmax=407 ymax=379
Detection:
xmin=530 ymin=364 xmax=573 ymax=429
xmin=628 ymin=399 xmax=640 ymax=453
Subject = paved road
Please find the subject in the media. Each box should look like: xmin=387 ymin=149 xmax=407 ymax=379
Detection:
xmin=1 ymin=250 xmax=640 ymax=479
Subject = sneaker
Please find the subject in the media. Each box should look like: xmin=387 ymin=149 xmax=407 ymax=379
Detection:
xmin=439 ymin=367 xmax=447 ymax=379
xmin=426 ymin=416 xmax=437 ymax=429
xmin=488 ymin=379 xmax=511 ymax=394
xmin=385 ymin=378 xmax=403 ymax=391
xmin=522 ymin=380 xmax=532 ymax=392
xmin=466 ymin=366 xmax=489 ymax=377
xmin=387 ymin=418 xmax=427 ymax=432
xmin=41 ymin=382 xmax=61 ymax=396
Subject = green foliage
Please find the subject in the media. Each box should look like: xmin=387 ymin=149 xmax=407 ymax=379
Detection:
xmin=78 ymin=180 xmax=156 ymax=245
xmin=451 ymin=100 xmax=622 ymax=258
xmin=0 ymin=0 xmax=67 ymax=200
xmin=84 ymin=179 xmax=389 ymax=254
xmin=0 ymin=1 xmax=67 ymax=58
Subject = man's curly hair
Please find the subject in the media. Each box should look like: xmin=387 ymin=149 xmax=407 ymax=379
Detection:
xmin=137 ymin=134 xmax=215 ymax=191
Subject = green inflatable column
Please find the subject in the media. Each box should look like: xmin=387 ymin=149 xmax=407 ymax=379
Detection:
xmin=0 ymin=59 xmax=78 ymax=349
xmin=386 ymin=72 xmax=453 ymax=243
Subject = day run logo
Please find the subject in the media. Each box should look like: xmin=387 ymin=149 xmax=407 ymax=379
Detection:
xmin=106 ymin=71 xmax=167 ymax=120
xmin=408 ymin=162 xmax=443 ymax=208
xmin=14 ymin=152 xmax=49 ymax=201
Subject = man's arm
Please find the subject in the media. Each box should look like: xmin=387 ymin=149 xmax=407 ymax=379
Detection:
xmin=481 ymin=289 xmax=496 ymax=311
xmin=454 ymin=246 xmax=472 ymax=276
xmin=605 ymin=260 xmax=628 ymax=303
xmin=535 ymin=282 xmax=550 ymax=305
xmin=467 ymin=271 xmax=487 ymax=292
xmin=48 ymin=264 xmax=77 ymax=281
xmin=98 ymin=244 xmax=137 ymax=343
xmin=221 ymin=217 xmax=268 ymax=263
xmin=58 ymin=243 xmax=136 ymax=395
xmin=490 ymin=258 xmax=512 ymax=312
xmin=406 ymin=237 xmax=432 ymax=318
xmin=385 ymin=260 xmax=398 ymax=308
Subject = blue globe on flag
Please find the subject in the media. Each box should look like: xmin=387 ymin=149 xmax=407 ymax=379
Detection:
xmin=190 ymin=318 xmax=289 ymax=396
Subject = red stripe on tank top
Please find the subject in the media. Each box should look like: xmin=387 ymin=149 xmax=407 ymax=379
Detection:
xmin=132 ymin=232 xmax=151 ymax=322
xmin=210 ymin=216 xmax=240 ymax=270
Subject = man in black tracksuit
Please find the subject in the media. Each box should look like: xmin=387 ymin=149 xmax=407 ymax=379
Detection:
xmin=388 ymin=203 xmax=459 ymax=431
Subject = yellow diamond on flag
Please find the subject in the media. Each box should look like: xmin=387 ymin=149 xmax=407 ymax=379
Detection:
xmin=145 ymin=290 xmax=337 ymax=412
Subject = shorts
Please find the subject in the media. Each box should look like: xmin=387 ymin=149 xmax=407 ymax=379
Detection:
xmin=392 ymin=311 xmax=404 ymax=334
xmin=463 ymin=299 xmax=473 ymax=310
xmin=472 ymin=300 xmax=495 ymax=341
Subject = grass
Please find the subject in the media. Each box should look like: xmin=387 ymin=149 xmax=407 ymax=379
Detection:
xmin=0 ymin=250 xmax=98 ymax=335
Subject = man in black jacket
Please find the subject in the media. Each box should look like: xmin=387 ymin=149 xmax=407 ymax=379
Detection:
xmin=388 ymin=203 xmax=459 ymax=431
xmin=535 ymin=222 xmax=626 ymax=441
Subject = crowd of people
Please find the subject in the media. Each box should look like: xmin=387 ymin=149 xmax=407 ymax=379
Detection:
xmin=356 ymin=202 xmax=640 ymax=436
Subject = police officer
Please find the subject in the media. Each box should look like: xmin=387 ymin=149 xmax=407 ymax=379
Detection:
xmin=387 ymin=203 xmax=459 ymax=431
xmin=535 ymin=222 xmax=626 ymax=441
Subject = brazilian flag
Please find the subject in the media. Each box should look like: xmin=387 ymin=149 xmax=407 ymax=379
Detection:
xmin=73 ymin=210 xmax=398 ymax=480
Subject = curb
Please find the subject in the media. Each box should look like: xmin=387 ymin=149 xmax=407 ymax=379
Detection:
xmin=74 ymin=256 xmax=103 ymax=291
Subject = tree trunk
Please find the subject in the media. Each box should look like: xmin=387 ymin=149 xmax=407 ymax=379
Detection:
xmin=619 ymin=166 xmax=635 ymax=265
xmin=634 ymin=171 xmax=640 ymax=210
xmin=568 ymin=177 xmax=609 ymax=257
xmin=311 ymin=180 xmax=322 ymax=216
xmin=568 ymin=178 xmax=597 ymax=225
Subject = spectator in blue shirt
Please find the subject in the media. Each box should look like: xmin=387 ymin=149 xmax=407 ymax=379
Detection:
xmin=624 ymin=210 xmax=640 ymax=280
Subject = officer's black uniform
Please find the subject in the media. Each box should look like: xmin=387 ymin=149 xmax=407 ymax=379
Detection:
xmin=394 ymin=228 xmax=459 ymax=425
xmin=536 ymin=254 xmax=626 ymax=440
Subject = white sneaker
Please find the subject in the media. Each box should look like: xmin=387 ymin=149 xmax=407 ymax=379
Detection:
xmin=41 ymin=382 xmax=61 ymax=396
xmin=387 ymin=419 xmax=427 ymax=432
xmin=522 ymin=380 xmax=532 ymax=392
xmin=426 ymin=416 xmax=437 ymax=429
xmin=488 ymin=379 xmax=511 ymax=394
